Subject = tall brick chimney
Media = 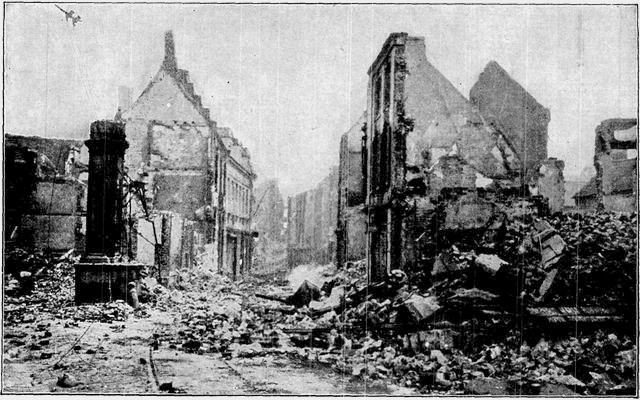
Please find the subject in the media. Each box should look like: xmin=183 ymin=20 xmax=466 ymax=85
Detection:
xmin=162 ymin=30 xmax=177 ymax=72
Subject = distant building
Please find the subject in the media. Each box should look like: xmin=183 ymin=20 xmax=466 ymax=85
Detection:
xmin=286 ymin=168 xmax=338 ymax=268
xmin=336 ymin=113 xmax=367 ymax=268
xmin=251 ymin=179 xmax=286 ymax=274
xmin=252 ymin=179 xmax=285 ymax=242
xmin=572 ymin=177 xmax=598 ymax=210
xmin=219 ymin=128 xmax=257 ymax=279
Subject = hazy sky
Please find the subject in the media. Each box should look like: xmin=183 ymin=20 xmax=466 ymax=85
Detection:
xmin=5 ymin=4 xmax=637 ymax=196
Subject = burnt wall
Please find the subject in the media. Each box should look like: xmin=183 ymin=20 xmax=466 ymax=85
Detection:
xmin=470 ymin=61 xmax=550 ymax=172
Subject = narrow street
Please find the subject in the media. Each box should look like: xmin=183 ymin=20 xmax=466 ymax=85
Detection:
xmin=3 ymin=308 xmax=413 ymax=394
xmin=3 ymin=259 xmax=416 ymax=395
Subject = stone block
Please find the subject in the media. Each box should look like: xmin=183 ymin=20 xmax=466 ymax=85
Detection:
xmin=399 ymin=294 xmax=440 ymax=324
xmin=475 ymin=253 xmax=508 ymax=276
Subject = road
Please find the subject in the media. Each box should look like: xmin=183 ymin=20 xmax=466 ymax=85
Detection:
xmin=2 ymin=308 xmax=415 ymax=395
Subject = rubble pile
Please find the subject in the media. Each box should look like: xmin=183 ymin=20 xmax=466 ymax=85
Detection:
xmin=4 ymin=250 xmax=135 ymax=325
xmin=544 ymin=212 xmax=637 ymax=307
xmin=4 ymin=251 xmax=76 ymax=324
xmin=417 ymin=210 xmax=637 ymax=312
xmin=146 ymin=210 xmax=636 ymax=394
xmin=3 ymin=210 xmax=635 ymax=394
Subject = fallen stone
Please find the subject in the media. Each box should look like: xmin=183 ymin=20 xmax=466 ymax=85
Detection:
xmin=537 ymin=268 xmax=558 ymax=301
xmin=288 ymin=280 xmax=321 ymax=308
xmin=398 ymin=294 xmax=440 ymax=325
xmin=56 ymin=373 xmax=81 ymax=388
xmin=466 ymin=378 xmax=508 ymax=395
xmin=475 ymin=254 xmax=508 ymax=276
xmin=553 ymin=374 xmax=585 ymax=388
xmin=159 ymin=382 xmax=174 ymax=392
xmin=419 ymin=329 xmax=456 ymax=350
xmin=309 ymin=285 xmax=345 ymax=313
xmin=449 ymin=288 xmax=499 ymax=303
xmin=182 ymin=340 xmax=201 ymax=352
xmin=431 ymin=253 xmax=461 ymax=276
xmin=430 ymin=349 xmax=448 ymax=364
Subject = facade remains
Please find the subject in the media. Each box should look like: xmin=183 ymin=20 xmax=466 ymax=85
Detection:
xmin=574 ymin=118 xmax=638 ymax=212
xmin=219 ymin=128 xmax=257 ymax=279
xmin=5 ymin=135 xmax=87 ymax=253
xmin=121 ymin=30 xmax=255 ymax=282
xmin=470 ymin=61 xmax=550 ymax=172
xmin=336 ymin=113 xmax=367 ymax=268
xmin=363 ymin=33 xmax=566 ymax=282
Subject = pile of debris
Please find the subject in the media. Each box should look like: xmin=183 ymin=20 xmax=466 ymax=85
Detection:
xmin=147 ymin=210 xmax=635 ymax=394
xmin=4 ymin=249 xmax=137 ymax=325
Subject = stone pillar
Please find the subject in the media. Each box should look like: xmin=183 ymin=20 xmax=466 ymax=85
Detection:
xmin=84 ymin=120 xmax=128 ymax=259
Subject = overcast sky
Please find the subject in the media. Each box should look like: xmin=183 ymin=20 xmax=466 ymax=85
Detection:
xmin=5 ymin=4 xmax=637 ymax=196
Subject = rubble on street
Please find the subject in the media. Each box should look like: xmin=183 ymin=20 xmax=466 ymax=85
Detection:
xmin=5 ymin=210 xmax=635 ymax=395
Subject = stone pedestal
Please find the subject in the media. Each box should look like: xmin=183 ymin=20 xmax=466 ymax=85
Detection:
xmin=75 ymin=261 xmax=145 ymax=304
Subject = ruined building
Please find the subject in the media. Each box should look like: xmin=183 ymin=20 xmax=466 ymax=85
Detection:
xmin=121 ymin=30 xmax=254 ymax=282
xmin=5 ymin=135 xmax=87 ymax=253
xmin=471 ymin=61 xmax=566 ymax=214
xmin=470 ymin=61 xmax=549 ymax=172
xmin=575 ymin=119 xmax=637 ymax=212
xmin=364 ymin=33 xmax=564 ymax=282
xmin=336 ymin=113 xmax=367 ymax=268
xmin=219 ymin=127 xmax=257 ymax=279
xmin=286 ymin=168 xmax=338 ymax=268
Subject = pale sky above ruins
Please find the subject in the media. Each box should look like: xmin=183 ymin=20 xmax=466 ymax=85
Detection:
xmin=4 ymin=4 xmax=637 ymax=196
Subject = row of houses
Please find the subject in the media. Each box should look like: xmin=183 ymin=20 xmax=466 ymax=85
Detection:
xmin=5 ymin=31 xmax=258 ymax=283
xmin=285 ymin=168 xmax=338 ymax=268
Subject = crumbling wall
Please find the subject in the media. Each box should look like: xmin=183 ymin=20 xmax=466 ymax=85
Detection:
xmin=366 ymin=33 xmax=526 ymax=280
xmin=594 ymin=119 xmax=637 ymax=212
xmin=337 ymin=120 xmax=366 ymax=268
xmin=530 ymin=158 xmax=565 ymax=214
xmin=149 ymin=123 xmax=209 ymax=170
xmin=19 ymin=215 xmax=83 ymax=252
xmin=153 ymin=174 xmax=208 ymax=216
xmin=29 ymin=181 xmax=86 ymax=216
xmin=5 ymin=136 xmax=87 ymax=253
xmin=470 ymin=61 xmax=550 ymax=171
xmin=125 ymin=69 xmax=208 ymax=124
xmin=402 ymin=38 xmax=517 ymax=184
xmin=343 ymin=207 xmax=367 ymax=261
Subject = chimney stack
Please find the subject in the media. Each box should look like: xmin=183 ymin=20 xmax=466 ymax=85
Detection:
xmin=163 ymin=30 xmax=177 ymax=72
